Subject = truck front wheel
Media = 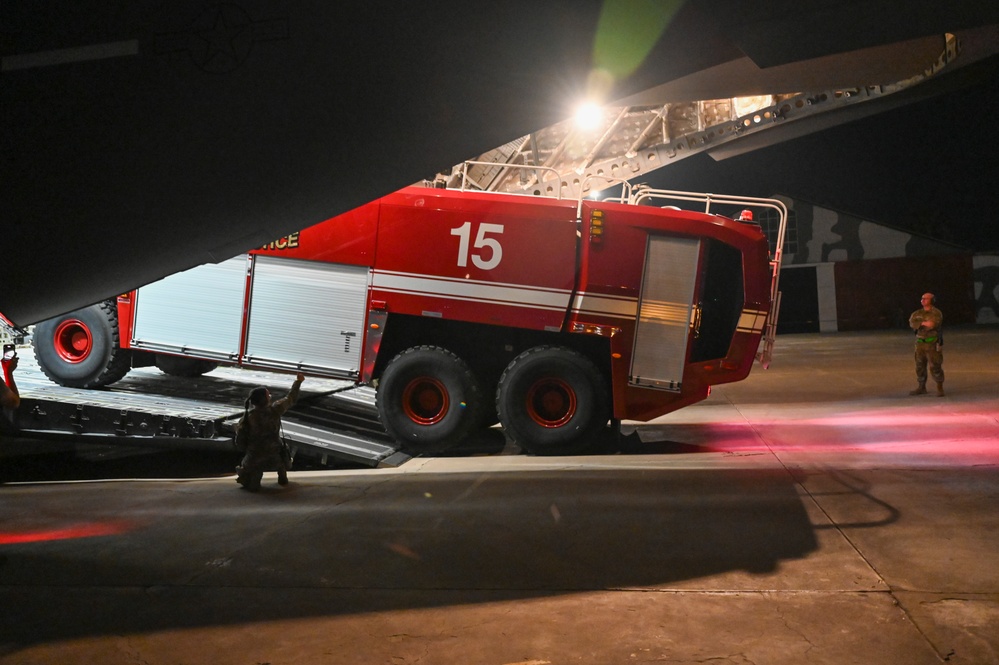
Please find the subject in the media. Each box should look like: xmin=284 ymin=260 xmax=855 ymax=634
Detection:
xmin=32 ymin=300 xmax=132 ymax=388
xmin=497 ymin=346 xmax=610 ymax=455
xmin=377 ymin=346 xmax=484 ymax=453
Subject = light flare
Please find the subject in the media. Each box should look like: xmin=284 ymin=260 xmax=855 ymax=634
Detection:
xmin=0 ymin=519 xmax=135 ymax=545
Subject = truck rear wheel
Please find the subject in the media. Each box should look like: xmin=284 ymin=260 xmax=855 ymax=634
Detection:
xmin=32 ymin=300 xmax=131 ymax=388
xmin=496 ymin=345 xmax=610 ymax=455
xmin=155 ymin=354 xmax=219 ymax=377
xmin=377 ymin=346 xmax=483 ymax=453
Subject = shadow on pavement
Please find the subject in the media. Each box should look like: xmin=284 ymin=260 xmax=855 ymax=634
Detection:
xmin=0 ymin=466 xmax=823 ymax=651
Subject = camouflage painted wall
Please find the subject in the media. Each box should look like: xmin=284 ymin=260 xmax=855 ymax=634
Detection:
xmin=834 ymin=255 xmax=975 ymax=331
xmin=778 ymin=199 xmax=995 ymax=326
xmin=780 ymin=200 xmax=964 ymax=266
xmin=974 ymin=254 xmax=999 ymax=324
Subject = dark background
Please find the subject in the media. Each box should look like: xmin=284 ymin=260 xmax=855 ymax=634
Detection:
xmin=3 ymin=2 xmax=998 ymax=326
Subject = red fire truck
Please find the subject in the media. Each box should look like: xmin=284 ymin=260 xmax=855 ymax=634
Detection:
xmin=31 ymin=181 xmax=784 ymax=454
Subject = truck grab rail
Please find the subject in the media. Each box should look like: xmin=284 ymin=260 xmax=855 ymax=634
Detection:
xmin=632 ymin=187 xmax=786 ymax=368
xmin=456 ymin=161 xmax=566 ymax=199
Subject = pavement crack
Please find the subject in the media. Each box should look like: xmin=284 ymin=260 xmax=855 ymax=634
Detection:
xmin=769 ymin=594 xmax=816 ymax=660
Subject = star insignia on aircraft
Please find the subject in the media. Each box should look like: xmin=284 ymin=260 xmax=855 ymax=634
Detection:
xmin=154 ymin=3 xmax=287 ymax=73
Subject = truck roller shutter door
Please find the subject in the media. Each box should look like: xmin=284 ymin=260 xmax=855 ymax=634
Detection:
xmin=131 ymin=255 xmax=247 ymax=360
xmin=244 ymin=257 xmax=368 ymax=375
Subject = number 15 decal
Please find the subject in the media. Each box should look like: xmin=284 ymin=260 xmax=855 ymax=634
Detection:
xmin=451 ymin=222 xmax=504 ymax=270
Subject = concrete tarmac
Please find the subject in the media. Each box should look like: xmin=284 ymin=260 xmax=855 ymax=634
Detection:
xmin=1 ymin=326 xmax=998 ymax=664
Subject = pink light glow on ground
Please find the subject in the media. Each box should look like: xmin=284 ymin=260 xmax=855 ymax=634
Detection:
xmin=639 ymin=404 xmax=999 ymax=465
xmin=695 ymin=407 xmax=999 ymax=460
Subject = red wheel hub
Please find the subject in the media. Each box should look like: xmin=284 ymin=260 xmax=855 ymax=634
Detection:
xmin=401 ymin=377 xmax=449 ymax=425
xmin=53 ymin=319 xmax=93 ymax=364
xmin=526 ymin=378 xmax=576 ymax=428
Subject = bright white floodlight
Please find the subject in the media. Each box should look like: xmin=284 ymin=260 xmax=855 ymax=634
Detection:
xmin=574 ymin=102 xmax=603 ymax=130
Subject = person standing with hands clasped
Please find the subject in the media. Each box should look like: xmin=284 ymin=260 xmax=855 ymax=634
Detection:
xmin=235 ymin=373 xmax=305 ymax=491
xmin=908 ymin=293 xmax=945 ymax=396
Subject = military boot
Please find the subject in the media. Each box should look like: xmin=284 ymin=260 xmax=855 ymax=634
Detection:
xmin=936 ymin=382 xmax=945 ymax=396
xmin=909 ymin=383 xmax=927 ymax=395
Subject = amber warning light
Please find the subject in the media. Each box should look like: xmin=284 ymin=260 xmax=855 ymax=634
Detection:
xmin=590 ymin=210 xmax=605 ymax=244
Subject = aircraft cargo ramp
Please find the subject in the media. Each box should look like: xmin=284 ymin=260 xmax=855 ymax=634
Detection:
xmin=5 ymin=345 xmax=410 ymax=468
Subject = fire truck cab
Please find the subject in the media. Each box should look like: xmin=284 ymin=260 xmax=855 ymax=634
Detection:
xmin=32 ymin=181 xmax=784 ymax=455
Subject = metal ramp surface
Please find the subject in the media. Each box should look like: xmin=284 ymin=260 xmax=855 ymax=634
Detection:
xmin=277 ymin=387 xmax=410 ymax=468
xmin=7 ymin=345 xmax=408 ymax=468
xmin=220 ymin=386 xmax=410 ymax=468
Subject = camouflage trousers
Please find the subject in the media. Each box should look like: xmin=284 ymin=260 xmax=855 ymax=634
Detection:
xmin=236 ymin=444 xmax=290 ymax=490
xmin=914 ymin=342 xmax=944 ymax=385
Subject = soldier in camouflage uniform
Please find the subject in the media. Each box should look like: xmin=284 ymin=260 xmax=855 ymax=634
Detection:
xmin=235 ymin=373 xmax=305 ymax=491
xmin=908 ymin=293 xmax=944 ymax=396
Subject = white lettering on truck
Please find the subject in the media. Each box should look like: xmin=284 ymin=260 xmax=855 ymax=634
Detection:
xmin=451 ymin=222 xmax=504 ymax=270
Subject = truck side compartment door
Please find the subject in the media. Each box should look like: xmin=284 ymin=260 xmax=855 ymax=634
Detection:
xmin=131 ymin=255 xmax=247 ymax=360
xmin=243 ymin=256 xmax=368 ymax=376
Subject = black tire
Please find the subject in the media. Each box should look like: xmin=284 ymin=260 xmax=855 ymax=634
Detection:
xmin=496 ymin=345 xmax=610 ymax=455
xmin=376 ymin=346 xmax=484 ymax=453
xmin=32 ymin=300 xmax=131 ymax=388
xmin=155 ymin=354 xmax=219 ymax=377
xmin=473 ymin=373 xmax=500 ymax=430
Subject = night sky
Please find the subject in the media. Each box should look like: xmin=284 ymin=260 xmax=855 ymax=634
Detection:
xmin=643 ymin=57 xmax=999 ymax=252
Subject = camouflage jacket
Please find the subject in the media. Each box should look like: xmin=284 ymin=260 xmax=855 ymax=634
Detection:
xmin=909 ymin=307 xmax=943 ymax=342
xmin=236 ymin=378 xmax=302 ymax=454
